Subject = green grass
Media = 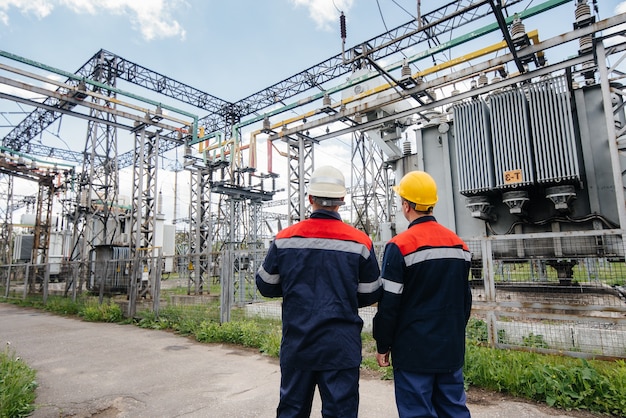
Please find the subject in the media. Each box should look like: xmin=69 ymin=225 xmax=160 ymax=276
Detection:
xmin=0 ymin=343 xmax=37 ymax=418
xmin=464 ymin=343 xmax=626 ymax=415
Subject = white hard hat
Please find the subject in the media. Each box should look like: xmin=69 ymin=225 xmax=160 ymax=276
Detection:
xmin=308 ymin=165 xmax=346 ymax=198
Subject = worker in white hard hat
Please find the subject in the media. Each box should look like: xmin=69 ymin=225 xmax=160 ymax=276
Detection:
xmin=256 ymin=165 xmax=382 ymax=417
xmin=373 ymin=170 xmax=472 ymax=418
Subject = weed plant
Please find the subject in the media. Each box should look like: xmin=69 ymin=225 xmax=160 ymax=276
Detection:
xmin=0 ymin=343 xmax=37 ymax=418
xmin=79 ymin=300 xmax=124 ymax=322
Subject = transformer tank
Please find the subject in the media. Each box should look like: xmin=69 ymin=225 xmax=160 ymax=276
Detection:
xmin=398 ymin=80 xmax=626 ymax=268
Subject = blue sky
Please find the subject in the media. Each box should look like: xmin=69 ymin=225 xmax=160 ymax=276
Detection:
xmin=0 ymin=0 xmax=421 ymax=101
xmin=1 ymin=0 xmax=625 ymax=224
xmin=2 ymin=0 xmax=623 ymax=102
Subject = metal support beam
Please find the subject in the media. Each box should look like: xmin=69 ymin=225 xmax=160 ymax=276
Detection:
xmin=0 ymin=174 xmax=12 ymax=264
xmin=286 ymin=135 xmax=314 ymax=224
xmin=596 ymin=36 xmax=626 ymax=255
xmin=130 ymin=128 xmax=159 ymax=252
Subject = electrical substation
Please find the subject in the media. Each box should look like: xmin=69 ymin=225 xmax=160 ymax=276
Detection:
xmin=2 ymin=0 xmax=626 ymax=358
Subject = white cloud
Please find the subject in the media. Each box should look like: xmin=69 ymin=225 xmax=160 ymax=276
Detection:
xmin=290 ymin=0 xmax=353 ymax=31
xmin=0 ymin=0 xmax=186 ymax=41
xmin=605 ymin=2 xmax=626 ymax=45
xmin=0 ymin=0 xmax=54 ymax=18
xmin=0 ymin=73 xmax=63 ymax=102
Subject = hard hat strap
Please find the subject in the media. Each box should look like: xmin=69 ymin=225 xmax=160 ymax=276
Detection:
xmin=311 ymin=196 xmax=346 ymax=207
xmin=310 ymin=176 xmax=344 ymax=186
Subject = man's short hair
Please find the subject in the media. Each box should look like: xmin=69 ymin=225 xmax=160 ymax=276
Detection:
xmin=403 ymin=198 xmax=432 ymax=214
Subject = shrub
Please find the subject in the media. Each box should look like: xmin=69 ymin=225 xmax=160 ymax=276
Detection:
xmin=195 ymin=320 xmax=262 ymax=347
xmin=79 ymin=301 xmax=123 ymax=322
xmin=194 ymin=319 xmax=282 ymax=355
xmin=466 ymin=318 xmax=488 ymax=343
xmin=43 ymin=296 xmax=81 ymax=316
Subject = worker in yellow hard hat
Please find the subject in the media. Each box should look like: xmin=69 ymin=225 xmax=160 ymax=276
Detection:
xmin=256 ymin=165 xmax=382 ymax=417
xmin=373 ymin=170 xmax=473 ymax=418
xmin=392 ymin=170 xmax=439 ymax=212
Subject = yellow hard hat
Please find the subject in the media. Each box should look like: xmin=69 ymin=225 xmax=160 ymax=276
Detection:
xmin=393 ymin=171 xmax=438 ymax=211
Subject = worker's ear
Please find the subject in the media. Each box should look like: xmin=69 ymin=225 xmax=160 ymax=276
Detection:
xmin=401 ymin=199 xmax=409 ymax=214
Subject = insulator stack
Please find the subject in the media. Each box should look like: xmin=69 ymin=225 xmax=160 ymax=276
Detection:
xmin=401 ymin=60 xmax=411 ymax=78
xmin=403 ymin=141 xmax=412 ymax=156
xmin=575 ymin=0 xmax=591 ymax=21
xmin=575 ymin=0 xmax=593 ymax=53
xmin=510 ymin=15 xmax=526 ymax=40
xmin=340 ymin=12 xmax=346 ymax=40
xmin=478 ymin=73 xmax=488 ymax=87
xmin=323 ymin=93 xmax=331 ymax=107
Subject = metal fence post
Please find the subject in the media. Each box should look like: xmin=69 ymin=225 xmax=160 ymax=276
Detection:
xmin=482 ymin=238 xmax=498 ymax=348
xmin=153 ymin=249 xmax=162 ymax=316
xmin=220 ymin=250 xmax=232 ymax=323
xmin=4 ymin=263 xmax=11 ymax=298
xmin=42 ymin=264 xmax=50 ymax=304
xmin=23 ymin=264 xmax=29 ymax=300
xmin=128 ymin=258 xmax=139 ymax=318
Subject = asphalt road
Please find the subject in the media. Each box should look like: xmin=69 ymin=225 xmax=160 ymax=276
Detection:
xmin=0 ymin=303 xmax=593 ymax=418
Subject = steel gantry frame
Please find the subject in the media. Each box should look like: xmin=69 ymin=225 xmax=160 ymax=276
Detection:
xmin=0 ymin=0 xmax=605 ymax=302
xmin=1 ymin=48 xmax=225 ymax=165
xmin=3 ymin=0 xmax=549 ymax=167
xmin=0 ymin=153 xmax=71 ymax=292
xmin=0 ymin=49 xmax=197 ymax=300
xmin=2 ymin=0 xmax=538 ymax=163
xmin=253 ymin=0 xmax=572 ymax=228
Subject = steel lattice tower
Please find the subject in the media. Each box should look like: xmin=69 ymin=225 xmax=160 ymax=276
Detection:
xmin=68 ymin=51 xmax=120 ymax=294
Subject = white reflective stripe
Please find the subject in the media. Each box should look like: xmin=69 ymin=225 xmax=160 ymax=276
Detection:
xmin=257 ymin=265 xmax=280 ymax=285
xmin=405 ymin=247 xmax=470 ymax=267
xmin=381 ymin=278 xmax=403 ymax=295
xmin=276 ymin=237 xmax=370 ymax=258
xmin=310 ymin=176 xmax=344 ymax=186
xmin=358 ymin=278 xmax=381 ymax=294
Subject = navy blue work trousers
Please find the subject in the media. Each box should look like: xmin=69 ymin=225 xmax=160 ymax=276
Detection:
xmin=277 ymin=366 xmax=359 ymax=418
xmin=393 ymin=367 xmax=471 ymax=418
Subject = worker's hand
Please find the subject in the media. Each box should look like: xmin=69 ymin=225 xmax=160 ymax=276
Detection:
xmin=376 ymin=351 xmax=390 ymax=367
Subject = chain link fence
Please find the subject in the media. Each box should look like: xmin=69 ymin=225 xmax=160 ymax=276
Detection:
xmin=2 ymin=230 xmax=625 ymax=359
xmin=466 ymin=230 xmax=626 ymax=359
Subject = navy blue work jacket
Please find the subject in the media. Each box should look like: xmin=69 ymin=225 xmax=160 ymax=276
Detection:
xmin=256 ymin=210 xmax=382 ymax=370
xmin=373 ymin=216 xmax=472 ymax=373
